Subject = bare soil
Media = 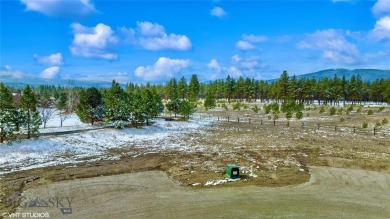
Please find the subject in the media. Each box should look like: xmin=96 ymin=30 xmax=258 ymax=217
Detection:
xmin=14 ymin=166 xmax=390 ymax=219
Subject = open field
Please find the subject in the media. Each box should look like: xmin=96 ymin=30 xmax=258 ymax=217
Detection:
xmin=13 ymin=167 xmax=390 ymax=219
xmin=1 ymin=103 xmax=390 ymax=218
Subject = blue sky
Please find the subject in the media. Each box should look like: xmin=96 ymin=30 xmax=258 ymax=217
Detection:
xmin=1 ymin=0 xmax=390 ymax=83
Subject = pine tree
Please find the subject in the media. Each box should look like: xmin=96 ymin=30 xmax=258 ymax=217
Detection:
xmin=204 ymin=88 xmax=216 ymax=110
xmin=188 ymin=74 xmax=200 ymax=102
xmin=166 ymin=99 xmax=182 ymax=117
xmin=277 ymin=71 xmax=290 ymax=102
xmin=0 ymin=83 xmax=17 ymax=143
xmin=105 ymin=80 xmax=130 ymax=125
xmin=165 ymin=78 xmax=178 ymax=101
xmin=20 ymin=85 xmax=41 ymax=139
xmin=179 ymin=100 xmax=196 ymax=119
xmin=142 ymin=88 xmax=162 ymax=125
xmin=76 ymin=87 xmax=104 ymax=125
xmin=225 ymin=75 xmax=235 ymax=101
xmin=130 ymin=88 xmax=145 ymax=127
xmin=177 ymin=76 xmax=188 ymax=100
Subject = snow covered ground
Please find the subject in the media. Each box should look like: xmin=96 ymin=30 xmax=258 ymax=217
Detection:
xmin=39 ymin=112 xmax=95 ymax=133
xmin=0 ymin=117 xmax=213 ymax=175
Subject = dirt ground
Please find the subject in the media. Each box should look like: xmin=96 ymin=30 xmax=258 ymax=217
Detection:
xmin=13 ymin=166 xmax=390 ymax=219
xmin=1 ymin=103 xmax=389 ymax=218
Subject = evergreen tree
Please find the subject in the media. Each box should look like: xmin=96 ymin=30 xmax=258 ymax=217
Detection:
xmin=165 ymin=78 xmax=178 ymax=100
xmin=204 ymin=88 xmax=216 ymax=110
xmin=76 ymin=87 xmax=104 ymax=125
xmin=177 ymin=76 xmax=188 ymax=100
xmin=130 ymin=88 xmax=145 ymax=127
xmin=179 ymin=100 xmax=196 ymax=119
xmin=0 ymin=83 xmax=17 ymax=143
xmin=142 ymin=88 xmax=163 ymax=125
xmin=225 ymin=75 xmax=235 ymax=101
xmin=188 ymin=74 xmax=200 ymax=102
xmin=20 ymin=85 xmax=41 ymax=139
xmin=166 ymin=99 xmax=182 ymax=117
xmin=277 ymin=70 xmax=290 ymax=102
xmin=105 ymin=80 xmax=130 ymax=125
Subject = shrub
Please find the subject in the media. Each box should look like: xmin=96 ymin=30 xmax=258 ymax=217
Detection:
xmin=233 ymin=102 xmax=241 ymax=111
xmin=296 ymin=111 xmax=303 ymax=120
xmin=340 ymin=117 xmax=345 ymax=122
xmin=267 ymin=115 xmax=272 ymax=120
xmin=319 ymin=106 xmax=325 ymax=114
xmin=252 ymin=105 xmax=260 ymax=113
xmin=337 ymin=108 xmax=343 ymax=115
xmin=347 ymin=105 xmax=354 ymax=112
xmin=382 ymin=118 xmax=388 ymax=125
xmin=375 ymin=121 xmax=382 ymax=127
xmin=362 ymin=121 xmax=368 ymax=128
xmin=285 ymin=111 xmax=292 ymax=119
xmin=378 ymin=106 xmax=385 ymax=112
xmin=263 ymin=104 xmax=271 ymax=114
xmin=357 ymin=106 xmax=362 ymax=113
xmin=306 ymin=113 xmax=310 ymax=117
xmin=367 ymin=110 xmax=374 ymax=115
xmin=273 ymin=114 xmax=279 ymax=120
xmin=243 ymin=104 xmax=249 ymax=110
xmin=113 ymin=120 xmax=126 ymax=129
xmin=329 ymin=107 xmax=336 ymax=116
xmin=221 ymin=103 xmax=228 ymax=111
xmin=271 ymin=102 xmax=280 ymax=114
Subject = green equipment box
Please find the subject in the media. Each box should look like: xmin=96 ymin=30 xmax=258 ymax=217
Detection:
xmin=225 ymin=164 xmax=240 ymax=179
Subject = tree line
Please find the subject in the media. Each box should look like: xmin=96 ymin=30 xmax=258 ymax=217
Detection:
xmin=1 ymin=71 xmax=389 ymax=143
xmin=192 ymin=71 xmax=390 ymax=105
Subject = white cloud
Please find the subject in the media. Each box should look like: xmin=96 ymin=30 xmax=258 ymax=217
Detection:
xmin=207 ymin=59 xmax=222 ymax=73
xmin=40 ymin=66 xmax=60 ymax=79
xmin=236 ymin=40 xmax=255 ymax=50
xmin=372 ymin=0 xmax=390 ymax=17
xmin=134 ymin=57 xmax=190 ymax=81
xmin=121 ymin=21 xmax=192 ymax=51
xmin=70 ymin=23 xmax=119 ymax=60
xmin=242 ymin=34 xmax=268 ymax=43
xmin=20 ymin=0 xmax=96 ymax=18
xmin=231 ymin=55 xmax=261 ymax=70
xmin=4 ymin=65 xmax=12 ymax=71
xmin=73 ymin=72 xmax=131 ymax=83
xmin=210 ymin=7 xmax=227 ymax=18
xmin=0 ymin=65 xmax=23 ymax=78
xmin=137 ymin=21 xmax=165 ymax=36
xmin=227 ymin=67 xmax=242 ymax=78
xmin=369 ymin=16 xmax=390 ymax=41
xmin=231 ymin=55 xmax=241 ymax=63
xmin=297 ymin=29 xmax=362 ymax=65
xmin=33 ymin=53 xmax=63 ymax=66
xmin=236 ymin=34 xmax=268 ymax=51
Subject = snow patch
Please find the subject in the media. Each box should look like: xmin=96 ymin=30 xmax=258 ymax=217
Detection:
xmin=0 ymin=118 xmax=213 ymax=174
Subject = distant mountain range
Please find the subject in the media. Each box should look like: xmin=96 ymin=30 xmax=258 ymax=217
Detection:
xmin=291 ymin=69 xmax=390 ymax=82
xmin=0 ymin=74 xmax=114 ymax=89
xmin=1 ymin=68 xmax=389 ymax=88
